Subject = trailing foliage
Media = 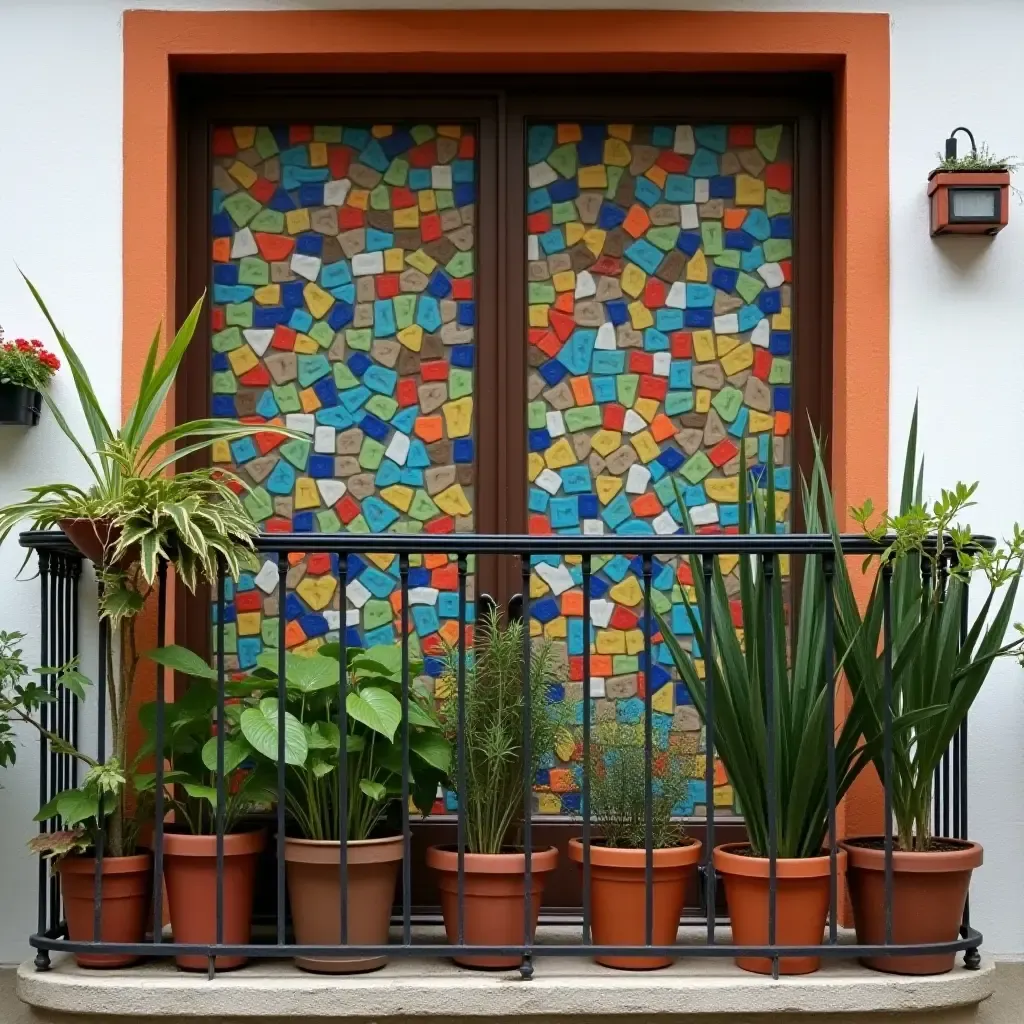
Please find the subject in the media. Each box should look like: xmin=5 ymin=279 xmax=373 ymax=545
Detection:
xmin=0 ymin=277 xmax=295 ymax=595
xmin=585 ymin=721 xmax=691 ymax=850
xmin=824 ymin=403 xmax=1024 ymax=851
xmin=240 ymin=644 xmax=450 ymax=842
xmin=438 ymin=606 xmax=572 ymax=855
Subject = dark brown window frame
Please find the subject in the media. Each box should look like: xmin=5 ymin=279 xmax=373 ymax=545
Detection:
xmin=175 ymin=72 xmax=833 ymax=920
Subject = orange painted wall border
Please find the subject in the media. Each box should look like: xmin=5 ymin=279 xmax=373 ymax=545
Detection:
xmin=122 ymin=9 xmax=890 ymax=840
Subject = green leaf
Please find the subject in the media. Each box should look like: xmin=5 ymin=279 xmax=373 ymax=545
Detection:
xmin=358 ymin=779 xmax=387 ymax=802
xmin=34 ymin=788 xmax=100 ymax=826
xmin=346 ymin=686 xmax=402 ymax=741
xmin=256 ymin=650 xmax=338 ymax=693
xmin=147 ymin=645 xmax=219 ymax=680
xmin=201 ymin=735 xmax=252 ymax=775
xmin=410 ymin=731 xmax=451 ymax=773
xmin=240 ymin=698 xmax=308 ymax=766
xmin=182 ymin=782 xmax=219 ymax=807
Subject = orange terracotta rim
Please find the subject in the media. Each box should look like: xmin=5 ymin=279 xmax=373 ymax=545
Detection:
xmin=841 ymin=838 xmax=983 ymax=874
xmin=57 ymin=853 xmax=152 ymax=876
xmin=284 ymin=834 xmax=404 ymax=866
xmin=713 ymin=843 xmax=846 ymax=879
xmin=567 ymin=837 xmax=703 ymax=869
xmin=426 ymin=845 xmax=559 ymax=875
xmin=927 ymin=169 xmax=1010 ymax=186
xmin=162 ymin=830 xmax=266 ymax=858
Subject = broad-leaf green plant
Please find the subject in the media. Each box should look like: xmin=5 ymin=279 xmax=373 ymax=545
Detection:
xmin=437 ymin=605 xmax=572 ymax=855
xmin=136 ymin=645 xmax=277 ymax=835
xmin=240 ymin=644 xmax=451 ymax=841
xmin=825 ymin=403 xmax=1024 ymax=852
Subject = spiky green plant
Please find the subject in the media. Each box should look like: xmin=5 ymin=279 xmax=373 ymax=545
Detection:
xmin=655 ymin=451 xmax=890 ymax=858
xmin=438 ymin=606 xmax=572 ymax=854
xmin=586 ymin=722 xmax=691 ymax=850
xmin=823 ymin=403 xmax=1024 ymax=851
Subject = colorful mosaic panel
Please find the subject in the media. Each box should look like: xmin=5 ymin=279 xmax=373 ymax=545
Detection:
xmin=209 ymin=123 xmax=477 ymax=671
xmin=524 ymin=123 xmax=794 ymax=817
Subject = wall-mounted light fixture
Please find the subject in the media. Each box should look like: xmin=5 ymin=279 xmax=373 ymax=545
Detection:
xmin=928 ymin=127 xmax=1010 ymax=236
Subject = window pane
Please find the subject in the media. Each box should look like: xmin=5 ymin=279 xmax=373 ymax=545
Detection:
xmin=210 ymin=123 xmax=477 ymax=702
xmin=524 ymin=122 xmax=794 ymax=818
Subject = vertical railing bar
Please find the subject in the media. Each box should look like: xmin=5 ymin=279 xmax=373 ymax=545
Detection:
xmin=927 ymin=556 xmax=944 ymax=837
xmin=701 ymin=552 xmax=715 ymax=945
xmin=882 ymin=562 xmax=895 ymax=947
xmin=47 ymin=556 xmax=60 ymax=933
xmin=763 ymin=554 xmax=779 ymax=980
xmin=581 ymin=553 xmax=592 ymax=947
xmin=36 ymin=551 xmax=50 ymax=953
xmin=642 ymin=553 xmax=654 ymax=949
xmin=399 ymin=553 xmax=412 ymax=947
xmin=823 ymin=553 xmax=838 ymax=944
xmin=212 ymin=559 xmax=226 ymax=979
xmin=959 ymin=568 xmax=978 ymax=967
xmin=152 ymin=559 xmax=168 ymax=945
xmin=70 ymin=558 xmax=81 ymax=788
xmin=337 ymin=553 xmax=349 ymax=946
xmin=93 ymin=579 xmax=107 ymax=946
xmin=456 ymin=553 xmax=468 ymax=947
xmin=275 ymin=553 xmax=287 ymax=947
xmin=952 ymin=721 xmax=961 ymax=840
xmin=519 ymin=552 xmax=533 ymax=979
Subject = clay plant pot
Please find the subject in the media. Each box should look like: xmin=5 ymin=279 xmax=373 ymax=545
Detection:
xmin=57 ymin=853 xmax=152 ymax=968
xmin=284 ymin=834 xmax=403 ymax=974
xmin=714 ymin=843 xmax=846 ymax=975
xmin=426 ymin=845 xmax=559 ymax=969
xmin=841 ymin=837 xmax=983 ymax=975
xmin=163 ymin=829 xmax=266 ymax=971
xmin=568 ymin=837 xmax=702 ymax=969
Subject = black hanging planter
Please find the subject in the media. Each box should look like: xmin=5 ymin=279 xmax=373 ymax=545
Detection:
xmin=0 ymin=383 xmax=43 ymax=426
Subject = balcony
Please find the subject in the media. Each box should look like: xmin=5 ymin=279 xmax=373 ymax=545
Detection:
xmin=12 ymin=529 xmax=1002 ymax=1021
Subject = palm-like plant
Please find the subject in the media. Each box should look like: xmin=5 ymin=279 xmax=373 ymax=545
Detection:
xmin=823 ymin=405 xmax=1024 ymax=852
xmin=0 ymin=275 xmax=303 ymax=857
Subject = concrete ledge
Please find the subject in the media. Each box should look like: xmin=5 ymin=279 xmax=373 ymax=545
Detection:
xmin=17 ymin=928 xmax=996 ymax=1019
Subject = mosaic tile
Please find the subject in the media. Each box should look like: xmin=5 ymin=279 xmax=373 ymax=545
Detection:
xmin=524 ymin=123 xmax=793 ymax=818
xmin=211 ymin=123 xmax=477 ymax=691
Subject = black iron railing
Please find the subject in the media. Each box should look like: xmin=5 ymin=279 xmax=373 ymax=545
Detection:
xmin=21 ymin=530 xmax=983 ymax=978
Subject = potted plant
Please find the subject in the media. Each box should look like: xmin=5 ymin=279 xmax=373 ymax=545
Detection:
xmin=0 ymin=278 xmax=298 ymax=966
xmin=657 ymin=458 xmax=888 ymax=975
xmin=928 ymin=140 xmax=1019 ymax=235
xmin=426 ymin=606 xmax=568 ymax=969
xmin=567 ymin=723 xmax=701 ymax=969
xmin=241 ymin=644 xmax=449 ymax=974
xmin=827 ymin=408 xmax=1024 ymax=974
xmin=138 ymin=645 xmax=274 ymax=971
xmin=0 ymin=330 xmax=59 ymax=426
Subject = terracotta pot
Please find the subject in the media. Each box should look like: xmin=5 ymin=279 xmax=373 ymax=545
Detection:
xmin=841 ymin=837 xmax=983 ymax=975
xmin=714 ymin=843 xmax=845 ymax=975
xmin=284 ymin=834 xmax=403 ymax=974
xmin=59 ymin=518 xmax=122 ymax=565
xmin=568 ymin=837 xmax=702 ymax=969
xmin=57 ymin=853 xmax=152 ymax=968
xmin=163 ymin=830 xmax=265 ymax=971
xmin=426 ymin=845 xmax=559 ymax=969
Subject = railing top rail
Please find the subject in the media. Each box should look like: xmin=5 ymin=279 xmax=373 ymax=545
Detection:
xmin=17 ymin=530 xmax=998 ymax=557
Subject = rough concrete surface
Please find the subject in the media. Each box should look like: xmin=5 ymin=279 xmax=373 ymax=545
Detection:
xmin=9 ymin=953 xmax=1000 ymax=1021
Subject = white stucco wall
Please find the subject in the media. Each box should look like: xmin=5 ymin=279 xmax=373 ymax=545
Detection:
xmin=1 ymin=0 xmax=1023 ymax=966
